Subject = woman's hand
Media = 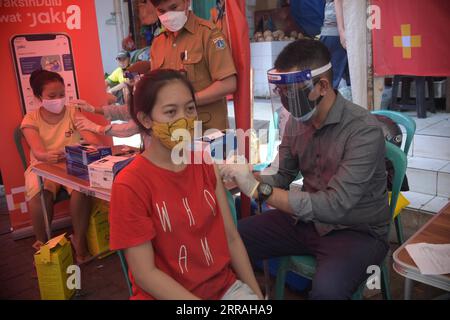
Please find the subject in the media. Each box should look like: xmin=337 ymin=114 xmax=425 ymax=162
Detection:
xmin=74 ymin=117 xmax=103 ymax=134
xmin=68 ymin=99 xmax=96 ymax=113
xmin=44 ymin=150 xmax=65 ymax=163
xmin=339 ymin=31 xmax=347 ymax=49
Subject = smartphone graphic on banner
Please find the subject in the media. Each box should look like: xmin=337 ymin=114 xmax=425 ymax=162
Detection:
xmin=11 ymin=33 xmax=79 ymax=115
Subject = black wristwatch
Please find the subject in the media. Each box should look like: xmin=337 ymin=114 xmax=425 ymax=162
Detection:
xmin=257 ymin=182 xmax=273 ymax=202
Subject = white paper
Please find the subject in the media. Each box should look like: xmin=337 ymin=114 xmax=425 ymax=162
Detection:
xmin=405 ymin=243 xmax=450 ymax=275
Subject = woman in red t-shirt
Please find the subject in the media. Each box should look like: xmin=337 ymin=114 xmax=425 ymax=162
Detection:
xmin=109 ymin=69 xmax=263 ymax=300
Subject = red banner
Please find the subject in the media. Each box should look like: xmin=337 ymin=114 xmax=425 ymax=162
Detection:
xmin=225 ymin=0 xmax=251 ymax=217
xmin=372 ymin=0 xmax=450 ymax=76
xmin=0 ymin=0 xmax=111 ymax=236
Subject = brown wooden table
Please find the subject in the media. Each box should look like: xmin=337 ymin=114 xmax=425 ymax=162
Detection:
xmin=393 ymin=203 xmax=450 ymax=299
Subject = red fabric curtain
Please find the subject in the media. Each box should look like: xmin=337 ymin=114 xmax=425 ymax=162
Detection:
xmin=372 ymin=0 xmax=450 ymax=76
xmin=225 ymin=0 xmax=252 ymax=217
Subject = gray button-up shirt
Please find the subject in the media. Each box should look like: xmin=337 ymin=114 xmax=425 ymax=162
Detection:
xmin=261 ymin=93 xmax=390 ymax=239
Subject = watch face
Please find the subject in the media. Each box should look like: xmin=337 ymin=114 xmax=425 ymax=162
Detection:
xmin=259 ymin=183 xmax=272 ymax=196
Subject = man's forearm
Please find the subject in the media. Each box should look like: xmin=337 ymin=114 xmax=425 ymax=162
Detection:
xmin=256 ymin=187 xmax=294 ymax=215
xmin=195 ymin=75 xmax=236 ymax=106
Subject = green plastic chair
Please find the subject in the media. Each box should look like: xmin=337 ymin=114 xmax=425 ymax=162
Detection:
xmin=274 ymin=141 xmax=407 ymax=300
xmin=14 ymin=125 xmax=69 ymax=203
xmin=117 ymin=250 xmax=133 ymax=297
xmin=14 ymin=126 xmax=29 ymax=170
xmin=372 ymin=110 xmax=416 ymax=245
xmin=117 ymin=189 xmax=238 ymax=297
xmin=372 ymin=110 xmax=416 ymax=156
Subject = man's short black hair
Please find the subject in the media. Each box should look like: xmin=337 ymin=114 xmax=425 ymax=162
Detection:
xmin=274 ymin=39 xmax=333 ymax=82
xmin=150 ymin=0 xmax=163 ymax=6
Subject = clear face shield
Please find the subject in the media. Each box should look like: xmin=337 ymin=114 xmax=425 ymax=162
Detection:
xmin=267 ymin=63 xmax=332 ymax=137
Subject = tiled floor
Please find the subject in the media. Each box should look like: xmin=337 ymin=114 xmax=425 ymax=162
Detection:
xmin=1 ymin=186 xmax=447 ymax=301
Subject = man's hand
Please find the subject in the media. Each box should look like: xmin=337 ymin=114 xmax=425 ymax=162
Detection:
xmin=339 ymin=30 xmax=347 ymax=49
xmin=44 ymin=150 xmax=65 ymax=164
xmin=218 ymin=156 xmax=259 ymax=198
xmin=68 ymin=99 xmax=96 ymax=113
xmin=74 ymin=117 xmax=103 ymax=134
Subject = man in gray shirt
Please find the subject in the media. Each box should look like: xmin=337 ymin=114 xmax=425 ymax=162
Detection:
xmin=219 ymin=39 xmax=390 ymax=299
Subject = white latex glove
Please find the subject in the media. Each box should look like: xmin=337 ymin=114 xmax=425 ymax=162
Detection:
xmin=217 ymin=156 xmax=259 ymax=198
xmin=68 ymin=99 xmax=96 ymax=113
xmin=74 ymin=117 xmax=102 ymax=134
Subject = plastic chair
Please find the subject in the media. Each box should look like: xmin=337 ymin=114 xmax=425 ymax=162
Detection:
xmin=389 ymin=76 xmax=436 ymax=119
xmin=372 ymin=110 xmax=416 ymax=155
xmin=14 ymin=126 xmax=69 ymax=202
xmin=274 ymin=141 xmax=407 ymax=300
xmin=117 ymin=249 xmax=133 ymax=297
xmin=117 ymin=189 xmax=238 ymax=297
xmin=372 ymin=110 xmax=415 ymax=245
xmin=14 ymin=126 xmax=28 ymax=170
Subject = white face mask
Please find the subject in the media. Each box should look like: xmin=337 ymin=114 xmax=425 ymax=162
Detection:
xmin=159 ymin=10 xmax=188 ymax=32
xmin=42 ymin=97 xmax=66 ymax=114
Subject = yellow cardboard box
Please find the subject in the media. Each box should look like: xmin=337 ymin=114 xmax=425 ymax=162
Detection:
xmin=34 ymin=233 xmax=75 ymax=300
xmin=87 ymin=199 xmax=110 ymax=256
xmin=389 ymin=191 xmax=411 ymax=218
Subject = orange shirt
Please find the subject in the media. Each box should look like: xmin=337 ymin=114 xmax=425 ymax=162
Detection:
xmin=150 ymin=12 xmax=236 ymax=131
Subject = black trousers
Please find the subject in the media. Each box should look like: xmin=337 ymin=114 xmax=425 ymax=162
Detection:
xmin=238 ymin=210 xmax=389 ymax=300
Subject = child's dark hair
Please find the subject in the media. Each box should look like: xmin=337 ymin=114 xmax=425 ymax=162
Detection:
xmin=29 ymin=69 xmax=64 ymax=98
xmin=274 ymin=38 xmax=333 ymax=83
xmin=130 ymin=69 xmax=196 ymax=136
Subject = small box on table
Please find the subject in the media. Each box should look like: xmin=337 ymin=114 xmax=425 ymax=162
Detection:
xmin=88 ymin=155 xmax=135 ymax=189
xmin=65 ymin=144 xmax=112 ymax=165
xmin=65 ymin=144 xmax=112 ymax=181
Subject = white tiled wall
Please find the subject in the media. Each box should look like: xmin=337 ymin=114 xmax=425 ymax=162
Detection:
xmin=251 ymin=41 xmax=293 ymax=98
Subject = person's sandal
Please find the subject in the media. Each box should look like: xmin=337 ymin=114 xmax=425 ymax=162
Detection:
xmin=75 ymin=253 xmax=96 ymax=265
xmin=68 ymin=234 xmax=95 ymax=265
xmin=32 ymin=240 xmax=44 ymax=251
xmin=31 ymin=240 xmax=44 ymax=279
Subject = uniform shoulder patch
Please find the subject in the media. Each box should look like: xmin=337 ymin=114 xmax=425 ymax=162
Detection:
xmin=212 ymin=37 xmax=226 ymax=50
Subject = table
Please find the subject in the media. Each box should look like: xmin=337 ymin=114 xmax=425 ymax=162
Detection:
xmin=31 ymin=145 xmax=134 ymax=240
xmin=31 ymin=145 xmax=239 ymax=240
xmin=392 ymin=203 xmax=450 ymax=299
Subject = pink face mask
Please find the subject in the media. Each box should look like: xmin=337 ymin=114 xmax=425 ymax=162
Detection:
xmin=42 ymin=97 xmax=66 ymax=114
xmin=159 ymin=9 xmax=188 ymax=32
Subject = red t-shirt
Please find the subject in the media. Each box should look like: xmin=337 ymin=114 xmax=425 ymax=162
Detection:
xmin=109 ymin=154 xmax=236 ymax=300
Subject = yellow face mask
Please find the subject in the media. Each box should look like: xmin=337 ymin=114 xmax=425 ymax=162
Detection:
xmin=152 ymin=117 xmax=196 ymax=150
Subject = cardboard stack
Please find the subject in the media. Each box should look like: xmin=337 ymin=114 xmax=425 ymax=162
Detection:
xmin=87 ymin=199 xmax=111 ymax=257
xmin=34 ymin=233 xmax=75 ymax=300
xmin=65 ymin=144 xmax=112 ymax=180
xmin=88 ymin=155 xmax=135 ymax=189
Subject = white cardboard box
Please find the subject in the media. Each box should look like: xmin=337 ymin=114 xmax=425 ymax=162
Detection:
xmin=88 ymin=155 xmax=135 ymax=189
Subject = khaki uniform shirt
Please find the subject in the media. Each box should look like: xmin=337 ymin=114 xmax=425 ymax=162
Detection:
xmin=150 ymin=12 xmax=236 ymax=131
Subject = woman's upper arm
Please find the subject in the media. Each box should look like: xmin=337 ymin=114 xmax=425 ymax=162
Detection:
xmin=124 ymin=241 xmax=156 ymax=279
xmin=213 ymin=164 xmax=239 ymax=242
xmin=22 ymin=127 xmax=46 ymax=155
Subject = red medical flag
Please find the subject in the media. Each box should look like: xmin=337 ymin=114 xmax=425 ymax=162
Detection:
xmin=225 ymin=0 xmax=252 ymax=217
xmin=372 ymin=0 xmax=450 ymax=76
